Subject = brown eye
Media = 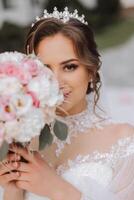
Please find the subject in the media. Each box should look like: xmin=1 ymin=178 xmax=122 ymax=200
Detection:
xmin=63 ymin=64 xmax=78 ymax=72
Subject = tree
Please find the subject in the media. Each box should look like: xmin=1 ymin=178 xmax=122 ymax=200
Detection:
xmin=95 ymin=0 xmax=121 ymax=28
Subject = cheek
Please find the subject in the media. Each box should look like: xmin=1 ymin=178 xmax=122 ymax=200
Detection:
xmin=74 ymin=78 xmax=89 ymax=95
xmin=68 ymin=72 xmax=89 ymax=96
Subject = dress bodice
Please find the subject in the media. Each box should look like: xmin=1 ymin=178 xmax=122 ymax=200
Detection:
xmin=0 ymin=95 xmax=133 ymax=200
xmin=24 ymin=132 xmax=134 ymax=200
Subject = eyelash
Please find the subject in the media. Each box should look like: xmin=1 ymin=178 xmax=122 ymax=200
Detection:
xmin=63 ymin=64 xmax=79 ymax=72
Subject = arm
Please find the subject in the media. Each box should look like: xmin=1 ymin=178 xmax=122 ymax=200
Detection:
xmin=48 ymin=176 xmax=82 ymax=200
xmin=0 ymin=153 xmax=24 ymax=200
xmin=4 ymin=184 xmax=24 ymax=200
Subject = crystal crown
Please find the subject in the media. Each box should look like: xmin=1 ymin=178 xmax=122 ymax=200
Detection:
xmin=32 ymin=7 xmax=88 ymax=27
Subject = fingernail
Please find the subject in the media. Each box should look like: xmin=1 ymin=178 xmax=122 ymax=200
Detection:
xmin=17 ymin=155 xmax=20 ymax=160
xmin=12 ymin=162 xmax=18 ymax=168
xmin=9 ymin=148 xmax=13 ymax=151
xmin=11 ymin=171 xmax=20 ymax=177
xmin=15 ymin=172 xmax=20 ymax=177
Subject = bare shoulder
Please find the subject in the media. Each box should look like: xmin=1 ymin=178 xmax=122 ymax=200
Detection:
xmin=102 ymin=122 xmax=134 ymax=140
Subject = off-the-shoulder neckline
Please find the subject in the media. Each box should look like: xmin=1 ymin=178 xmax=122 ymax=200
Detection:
xmin=56 ymin=133 xmax=134 ymax=175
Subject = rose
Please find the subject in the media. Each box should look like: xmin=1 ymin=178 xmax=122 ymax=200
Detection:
xmin=0 ymin=51 xmax=24 ymax=63
xmin=0 ymin=52 xmax=66 ymax=155
xmin=10 ymin=94 xmax=33 ymax=116
xmin=0 ymin=96 xmax=16 ymax=121
xmin=4 ymin=120 xmax=19 ymax=143
xmin=23 ymin=59 xmax=40 ymax=76
xmin=27 ymin=72 xmax=63 ymax=108
xmin=27 ymin=76 xmax=51 ymax=103
xmin=0 ymin=76 xmax=22 ymax=95
xmin=48 ymin=78 xmax=64 ymax=107
xmin=13 ymin=108 xmax=45 ymax=142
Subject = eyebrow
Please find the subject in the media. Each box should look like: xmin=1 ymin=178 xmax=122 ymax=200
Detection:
xmin=60 ymin=59 xmax=78 ymax=65
xmin=45 ymin=58 xmax=79 ymax=68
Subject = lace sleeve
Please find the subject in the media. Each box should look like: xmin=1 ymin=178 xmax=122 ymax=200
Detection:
xmin=56 ymin=129 xmax=134 ymax=200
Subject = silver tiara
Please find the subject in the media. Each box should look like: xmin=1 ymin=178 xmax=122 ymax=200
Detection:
xmin=31 ymin=7 xmax=88 ymax=27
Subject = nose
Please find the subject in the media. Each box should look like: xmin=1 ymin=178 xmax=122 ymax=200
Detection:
xmin=52 ymin=68 xmax=63 ymax=85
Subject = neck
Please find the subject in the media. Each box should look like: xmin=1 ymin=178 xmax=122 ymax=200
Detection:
xmin=57 ymin=98 xmax=88 ymax=117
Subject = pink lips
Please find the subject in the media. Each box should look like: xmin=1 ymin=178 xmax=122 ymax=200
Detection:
xmin=63 ymin=92 xmax=71 ymax=98
xmin=60 ymin=86 xmax=71 ymax=98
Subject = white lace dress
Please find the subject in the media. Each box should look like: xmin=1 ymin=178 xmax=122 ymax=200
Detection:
xmin=23 ymin=133 xmax=134 ymax=200
xmin=0 ymin=97 xmax=134 ymax=200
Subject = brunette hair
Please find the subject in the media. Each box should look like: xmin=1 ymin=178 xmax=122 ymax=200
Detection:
xmin=25 ymin=17 xmax=102 ymax=111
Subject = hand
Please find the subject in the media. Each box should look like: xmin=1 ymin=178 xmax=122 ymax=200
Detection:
xmin=10 ymin=146 xmax=81 ymax=200
xmin=0 ymin=152 xmax=20 ymax=188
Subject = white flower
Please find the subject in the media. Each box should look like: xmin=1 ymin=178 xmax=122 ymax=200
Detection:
xmin=0 ymin=52 xmax=24 ymax=64
xmin=28 ymin=74 xmax=64 ymax=107
xmin=0 ymin=51 xmax=63 ymax=146
xmin=27 ymin=75 xmax=51 ymax=101
xmin=10 ymin=93 xmax=33 ymax=116
xmin=5 ymin=120 xmax=19 ymax=143
xmin=14 ymin=108 xmax=45 ymax=142
xmin=0 ymin=76 xmax=22 ymax=95
xmin=46 ymin=78 xmax=64 ymax=106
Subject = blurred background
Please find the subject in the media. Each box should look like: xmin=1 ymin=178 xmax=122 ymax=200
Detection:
xmin=0 ymin=0 xmax=134 ymax=124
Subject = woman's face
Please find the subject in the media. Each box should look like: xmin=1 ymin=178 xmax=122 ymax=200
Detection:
xmin=37 ymin=33 xmax=91 ymax=116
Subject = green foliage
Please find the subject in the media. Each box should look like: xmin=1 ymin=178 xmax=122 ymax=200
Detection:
xmin=44 ymin=0 xmax=121 ymax=31
xmin=93 ymin=0 xmax=121 ymax=29
xmin=97 ymin=0 xmax=120 ymax=15
xmin=0 ymin=0 xmax=122 ymax=52
xmin=39 ymin=120 xmax=68 ymax=151
xmin=0 ymin=22 xmax=28 ymax=53
xmin=96 ymin=18 xmax=134 ymax=50
xmin=0 ymin=141 xmax=9 ymax=161
xmin=39 ymin=125 xmax=53 ymax=150
xmin=53 ymin=120 xmax=68 ymax=140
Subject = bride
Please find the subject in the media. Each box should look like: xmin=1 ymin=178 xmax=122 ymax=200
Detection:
xmin=0 ymin=7 xmax=134 ymax=200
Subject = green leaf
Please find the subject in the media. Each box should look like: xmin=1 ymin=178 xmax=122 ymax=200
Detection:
xmin=39 ymin=125 xmax=53 ymax=151
xmin=0 ymin=141 xmax=9 ymax=161
xmin=53 ymin=120 xmax=68 ymax=141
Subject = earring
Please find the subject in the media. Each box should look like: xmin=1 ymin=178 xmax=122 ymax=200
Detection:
xmin=89 ymin=79 xmax=94 ymax=89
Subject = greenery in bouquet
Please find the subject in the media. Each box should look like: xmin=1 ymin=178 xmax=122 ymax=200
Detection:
xmin=0 ymin=52 xmax=68 ymax=161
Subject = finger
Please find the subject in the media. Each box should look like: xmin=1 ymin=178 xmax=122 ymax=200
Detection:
xmin=13 ymin=162 xmax=31 ymax=173
xmin=1 ymin=171 xmax=20 ymax=184
xmin=2 ymin=153 xmax=20 ymax=164
xmin=0 ymin=161 xmax=20 ymax=175
xmin=15 ymin=172 xmax=29 ymax=181
xmin=16 ymin=180 xmax=30 ymax=190
xmin=9 ymin=146 xmax=33 ymax=163
xmin=8 ymin=153 xmax=20 ymax=163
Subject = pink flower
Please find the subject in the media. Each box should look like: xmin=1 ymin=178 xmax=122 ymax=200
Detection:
xmin=17 ymin=70 xmax=32 ymax=84
xmin=0 ymin=62 xmax=32 ymax=84
xmin=27 ymin=91 xmax=40 ymax=108
xmin=4 ymin=63 xmax=20 ymax=76
xmin=0 ymin=52 xmax=63 ymax=146
xmin=23 ymin=59 xmax=39 ymax=76
xmin=0 ymin=104 xmax=16 ymax=122
xmin=0 ymin=96 xmax=16 ymax=121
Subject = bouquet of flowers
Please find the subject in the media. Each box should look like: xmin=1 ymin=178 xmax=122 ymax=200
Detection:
xmin=0 ymin=52 xmax=68 ymax=161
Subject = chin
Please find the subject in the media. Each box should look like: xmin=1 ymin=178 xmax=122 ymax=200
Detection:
xmin=56 ymin=101 xmax=74 ymax=116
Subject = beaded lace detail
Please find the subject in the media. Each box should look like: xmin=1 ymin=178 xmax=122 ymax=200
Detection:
xmin=53 ymin=95 xmax=112 ymax=157
xmin=56 ymin=135 xmax=134 ymax=175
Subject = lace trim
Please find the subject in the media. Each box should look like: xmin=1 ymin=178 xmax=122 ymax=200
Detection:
xmin=53 ymin=95 xmax=112 ymax=157
xmin=56 ymin=135 xmax=134 ymax=175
